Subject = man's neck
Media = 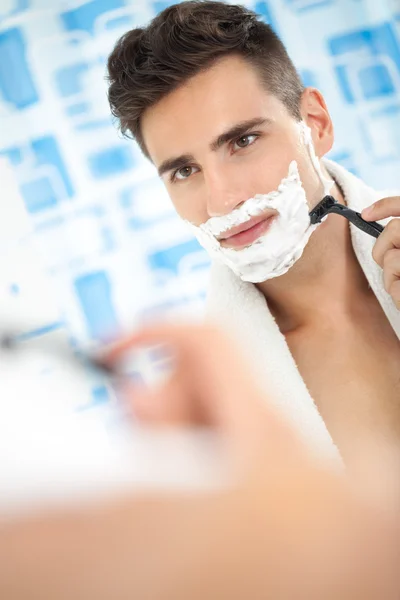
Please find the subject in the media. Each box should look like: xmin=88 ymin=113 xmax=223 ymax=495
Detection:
xmin=256 ymin=180 xmax=371 ymax=334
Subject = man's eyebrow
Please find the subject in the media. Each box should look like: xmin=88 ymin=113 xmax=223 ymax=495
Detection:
xmin=210 ymin=117 xmax=271 ymax=151
xmin=157 ymin=154 xmax=194 ymax=178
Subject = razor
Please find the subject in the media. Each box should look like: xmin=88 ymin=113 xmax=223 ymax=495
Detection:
xmin=309 ymin=195 xmax=384 ymax=239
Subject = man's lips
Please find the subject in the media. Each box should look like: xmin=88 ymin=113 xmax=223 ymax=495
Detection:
xmin=218 ymin=212 xmax=278 ymax=249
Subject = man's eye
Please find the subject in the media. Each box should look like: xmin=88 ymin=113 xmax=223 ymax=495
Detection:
xmin=233 ymin=134 xmax=258 ymax=150
xmin=172 ymin=166 xmax=199 ymax=181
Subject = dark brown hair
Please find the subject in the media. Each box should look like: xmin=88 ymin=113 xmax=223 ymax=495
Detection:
xmin=107 ymin=0 xmax=304 ymax=157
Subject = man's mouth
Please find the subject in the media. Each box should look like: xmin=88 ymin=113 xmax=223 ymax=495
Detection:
xmin=218 ymin=211 xmax=278 ymax=249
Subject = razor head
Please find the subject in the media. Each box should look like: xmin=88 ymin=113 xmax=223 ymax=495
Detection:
xmin=309 ymin=195 xmax=337 ymax=225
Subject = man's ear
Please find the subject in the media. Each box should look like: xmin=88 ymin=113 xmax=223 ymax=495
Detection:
xmin=300 ymin=88 xmax=334 ymax=158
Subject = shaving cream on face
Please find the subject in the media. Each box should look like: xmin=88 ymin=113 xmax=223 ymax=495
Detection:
xmin=186 ymin=122 xmax=334 ymax=283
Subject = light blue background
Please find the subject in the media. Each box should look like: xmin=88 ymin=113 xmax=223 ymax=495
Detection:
xmin=0 ymin=0 xmax=399 ymax=407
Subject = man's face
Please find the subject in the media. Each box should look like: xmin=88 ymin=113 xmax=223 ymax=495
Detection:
xmin=142 ymin=55 xmax=333 ymax=227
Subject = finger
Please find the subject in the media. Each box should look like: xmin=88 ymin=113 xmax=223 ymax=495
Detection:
xmin=362 ymin=196 xmax=400 ymax=221
xmin=372 ymin=219 xmax=400 ymax=267
xmin=382 ymin=249 xmax=400 ymax=296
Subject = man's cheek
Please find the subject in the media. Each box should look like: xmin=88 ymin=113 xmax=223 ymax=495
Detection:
xmin=172 ymin=202 xmax=203 ymax=226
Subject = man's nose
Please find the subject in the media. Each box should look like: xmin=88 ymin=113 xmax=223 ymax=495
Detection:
xmin=204 ymin=169 xmax=247 ymax=217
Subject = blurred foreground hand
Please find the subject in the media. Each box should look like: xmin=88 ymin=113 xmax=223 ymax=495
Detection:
xmin=0 ymin=322 xmax=398 ymax=599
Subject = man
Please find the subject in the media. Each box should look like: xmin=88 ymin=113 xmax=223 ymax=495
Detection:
xmin=107 ymin=0 xmax=400 ymax=506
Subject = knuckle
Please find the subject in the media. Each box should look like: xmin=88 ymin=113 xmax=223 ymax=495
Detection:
xmin=383 ymin=248 xmax=398 ymax=268
xmin=386 ymin=218 xmax=400 ymax=234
